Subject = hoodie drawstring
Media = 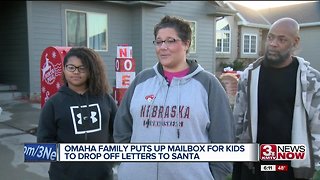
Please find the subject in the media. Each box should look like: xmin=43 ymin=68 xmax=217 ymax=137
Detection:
xmin=84 ymin=93 xmax=90 ymax=141
xmin=78 ymin=93 xmax=90 ymax=141
xmin=177 ymin=80 xmax=181 ymax=139
xmin=146 ymin=77 xmax=166 ymax=128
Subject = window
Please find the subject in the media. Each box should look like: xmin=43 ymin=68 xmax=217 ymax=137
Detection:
xmin=188 ymin=21 xmax=196 ymax=53
xmin=216 ymin=18 xmax=230 ymax=53
xmin=243 ymin=34 xmax=257 ymax=54
xmin=66 ymin=10 xmax=108 ymax=51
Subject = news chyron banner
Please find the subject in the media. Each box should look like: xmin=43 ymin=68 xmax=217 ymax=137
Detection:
xmin=24 ymin=143 xmax=258 ymax=162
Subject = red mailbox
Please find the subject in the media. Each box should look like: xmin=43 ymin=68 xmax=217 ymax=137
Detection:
xmin=40 ymin=46 xmax=71 ymax=108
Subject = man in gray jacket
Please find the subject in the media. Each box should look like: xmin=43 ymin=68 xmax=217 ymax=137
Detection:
xmin=232 ymin=17 xmax=320 ymax=180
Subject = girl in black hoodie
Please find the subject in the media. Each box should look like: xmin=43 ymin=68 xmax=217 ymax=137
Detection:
xmin=37 ymin=47 xmax=117 ymax=180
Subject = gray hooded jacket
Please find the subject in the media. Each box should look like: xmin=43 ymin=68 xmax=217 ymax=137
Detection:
xmin=233 ymin=56 xmax=320 ymax=179
xmin=114 ymin=60 xmax=235 ymax=180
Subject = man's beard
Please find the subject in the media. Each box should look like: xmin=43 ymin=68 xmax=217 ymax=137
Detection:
xmin=264 ymin=48 xmax=291 ymax=67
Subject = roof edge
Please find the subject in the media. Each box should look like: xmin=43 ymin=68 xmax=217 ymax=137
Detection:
xmin=238 ymin=22 xmax=270 ymax=29
xmin=206 ymin=1 xmax=237 ymax=17
xmin=105 ymin=1 xmax=168 ymax=7
xmin=300 ymin=22 xmax=320 ymax=27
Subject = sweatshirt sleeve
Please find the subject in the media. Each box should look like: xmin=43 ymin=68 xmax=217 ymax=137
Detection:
xmin=307 ymin=68 xmax=320 ymax=171
xmin=113 ymin=82 xmax=136 ymax=143
xmin=207 ymin=75 xmax=235 ymax=180
xmin=233 ymin=72 xmax=248 ymax=143
xmin=37 ymin=100 xmax=58 ymax=143
xmin=113 ymin=68 xmax=155 ymax=143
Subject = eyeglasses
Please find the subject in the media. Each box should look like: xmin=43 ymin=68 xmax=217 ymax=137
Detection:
xmin=65 ymin=64 xmax=87 ymax=73
xmin=153 ymin=38 xmax=181 ymax=47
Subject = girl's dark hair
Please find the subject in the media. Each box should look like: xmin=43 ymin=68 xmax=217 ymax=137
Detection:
xmin=62 ymin=47 xmax=110 ymax=95
xmin=154 ymin=15 xmax=192 ymax=53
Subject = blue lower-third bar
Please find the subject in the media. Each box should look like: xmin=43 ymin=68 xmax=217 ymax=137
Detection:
xmin=24 ymin=143 xmax=57 ymax=162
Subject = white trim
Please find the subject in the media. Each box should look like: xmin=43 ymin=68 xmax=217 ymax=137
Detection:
xmin=238 ymin=22 xmax=270 ymax=29
xmin=242 ymin=34 xmax=257 ymax=54
xmin=65 ymin=9 xmax=108 ymax=52
xmin=186 ymin=20 xmax=197 ymax=54
xmin=216 ymin=18 xmax=231 ymax=53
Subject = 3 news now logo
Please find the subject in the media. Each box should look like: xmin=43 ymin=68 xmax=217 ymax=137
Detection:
xmin=260 ymin=144 xmax=306 ymax=160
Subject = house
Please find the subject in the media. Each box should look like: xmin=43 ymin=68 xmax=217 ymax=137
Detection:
xmin=216 ymin=1 xmax=320 ymax=73
xmin=0 ymin=1 xmax=236 ymax=101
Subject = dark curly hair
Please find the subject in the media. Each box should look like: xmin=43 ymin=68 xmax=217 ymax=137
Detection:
xmin=154 ymin=15 xmax=192 ymax=53
xmin=62 ymin=47 xmax=110 ymax=95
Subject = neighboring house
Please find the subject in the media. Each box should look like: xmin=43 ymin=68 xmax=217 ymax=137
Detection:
xmin=0 ymin=1 xmax=235 ymax=100
xmin=216 ymin=1 xmax=320 ymax=73
xmin=259 ymin=1 xmax=320 ymax=71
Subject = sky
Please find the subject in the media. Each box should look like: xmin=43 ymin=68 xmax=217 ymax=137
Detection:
xmin=228 ymin=1 xmax=315 ymax=10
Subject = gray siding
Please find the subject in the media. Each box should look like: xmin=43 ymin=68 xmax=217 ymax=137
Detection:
xmin=131 ymin=8 xmax=143 ymax=73
xmin=11 ymin=1 xmax=220 ymax=96
xmin=141 ymin=1 xmax=216 ymax=72
xmin=299 ymin=26 xmax=320 ymax=71
xmin=0 ymin=2 xmax=29 ymax=93
xmin=28 ymin=1 xmax=134 ymax=94
xmin=27 ymin=1 xmax=63 ymax=95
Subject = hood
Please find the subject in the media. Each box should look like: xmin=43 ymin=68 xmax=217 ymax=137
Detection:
xmin=58 ymin=84 xmax=88 ymax=97
xmin=153 ymin=59 xmax=204 ymax=85
xmin=150 ymin=59 xmax=204 ymax=138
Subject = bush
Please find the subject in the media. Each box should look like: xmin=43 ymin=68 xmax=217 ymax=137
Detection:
xmin=220 ymin=59 xmax=245 ymax=71
xmin=220 ymin=58 xmax=256 ymax=71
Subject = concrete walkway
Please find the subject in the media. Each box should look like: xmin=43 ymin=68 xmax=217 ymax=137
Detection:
xmin=0 ymin=99 xmax=49 ymax=180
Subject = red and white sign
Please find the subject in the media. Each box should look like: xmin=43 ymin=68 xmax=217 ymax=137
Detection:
xmin=117 ymin=45 xmax=132 ymax=58
xmin=115 ymin=58 xmax=136 ymax=72
xmin=115 ymin=72 xmax=135 ymax=88
xmin=40 ymin=46 xmax=71 ymax=107
xmin=113 ymin=88 xmax=127 ymax=106
xmin=260 ymin=144 xmax=306 ymax=161
xmin=114 ymin=45 xmax=136 ymax=105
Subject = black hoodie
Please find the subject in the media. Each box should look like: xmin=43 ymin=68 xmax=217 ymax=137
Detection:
xmin=37 ymin=85 xmax=117 ymax=180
